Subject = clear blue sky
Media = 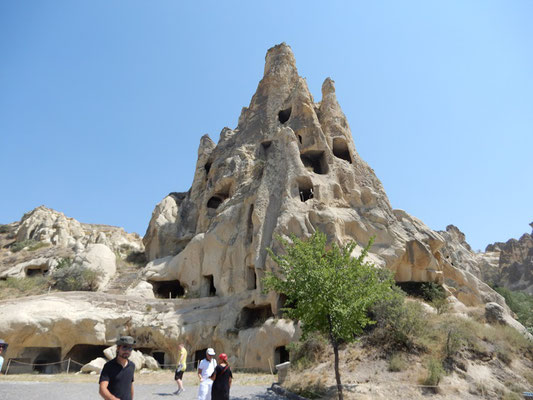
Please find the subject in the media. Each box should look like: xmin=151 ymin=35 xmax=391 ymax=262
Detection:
xmin=1 ymin=1 xmax=531 ymax=251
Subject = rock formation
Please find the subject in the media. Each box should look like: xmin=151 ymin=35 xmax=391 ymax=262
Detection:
xmin=485 ymin=223 xmax=533 ymax=294
xmin=0 ymin=43 xmax=522 ymax=373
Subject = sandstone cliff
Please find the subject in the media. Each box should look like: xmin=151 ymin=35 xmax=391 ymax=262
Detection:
xmin=0 ymin=44 xmax=521 ymax=373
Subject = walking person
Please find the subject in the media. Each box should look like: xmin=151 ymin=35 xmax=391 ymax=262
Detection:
xmin=197 ymin=348 xmax=217 ymax=400
xmin=210 ymin=353 xmax=232 ymax=400
xmin=173 ymin=343 xmax=187 ymax=395
xmin=0 ymin=339 xmax=8 ymax=375
xmin=99 ymin=336 xmax=137 ymax=400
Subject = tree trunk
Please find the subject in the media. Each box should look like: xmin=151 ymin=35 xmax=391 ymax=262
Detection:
xmin=328 ymin=315 xmax=343 ymax=400
xmin=332 ymin=340 xmax=343 ymax=400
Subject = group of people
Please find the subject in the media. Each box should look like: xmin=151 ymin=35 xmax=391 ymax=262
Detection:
xmin=98 ymin=336 xmax=232 ymax=400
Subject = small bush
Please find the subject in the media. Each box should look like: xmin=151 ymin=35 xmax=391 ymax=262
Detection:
xmin=423 ymin=357 xmax=444 ymax=386
xmin=388 ymin=353 xmax=407 ymax=372
xmin=0 ymin=224 xmax=10 ymax=234
xmin=52 ymin=265 xmax=101 ymax=291
xmin=27 ymin=241 xmax=50 ymax=252
xmin=55 ymin=258 xmax=73 ymax=270
xmin=369 ymin=288 xmax=426 ymax=350
xmin=287 ymin=332 xmax=328 ymax=369
xmin=11 ymin=239 xmax=39 ymax=252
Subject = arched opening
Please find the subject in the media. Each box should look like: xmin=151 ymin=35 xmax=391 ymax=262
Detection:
xmin=152 ymin=351 xmax=166 ymax=367
xmin=246 ymin=266 xmax=257 ymax=290
xmin=150 ymin=280 xmax=185 ymax=299
xmin=332 ymin=138 xmax=352 ymax=163
xmin=236 ymin=304 xmax=274 ymax=329
xmin=30 ymin=347 xmax=62 ymax=374
xmin=201 ymin=275 xmax=216 ymax=297
xmin=204 ymin=162 xmax=212 ymax=175
xmin=274 ymin=346 xmax=290 ymax=366
xmin=278 ymin=107 xmax=292 ymax=124
xmin=261 ymin=141 xmax=272 ymax=150
xmin=300 ymin=151 xmax=328 ymax=174
xmin=207 ymin=183 xmax=232 ymax=210
xmin=65 ymin=344 xmax=108 ymax=371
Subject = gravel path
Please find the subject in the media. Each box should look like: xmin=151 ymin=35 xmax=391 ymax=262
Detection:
xmin=0 ymin=381 xmax=284 ymax=400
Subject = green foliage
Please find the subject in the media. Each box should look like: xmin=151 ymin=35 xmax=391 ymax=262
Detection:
xmin=55 ymin=257 xmax=73 ymax=270
xmin=11 ymin=239 xmax=39 ymax=252
xmin=52 ymin=264 xmax=101 ymax=291
xmin=264 ymin=231 xmax=396 ymax=343
xmin=493 ymin=286 xmax=533 ymax=333
xmin=0 ymin=224 xmax=10 ymax=234
xmin=423 ymin=357 xmax=444 ymax=386
xmin=421 ymin=282 xmax=446 ymax=302
xmin=370 ymin=289 xmax=426 ymax=350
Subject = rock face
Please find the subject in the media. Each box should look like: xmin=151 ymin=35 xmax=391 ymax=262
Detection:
xmin=0 ymin=43 xmax=518 ymax=372
xmin=486 ymin=223 xmax=533 ymax=294
xmin=143 ymin=43 xmax=502 ymax=308
xmin=0 ymin=206 xmax=144 ymax=289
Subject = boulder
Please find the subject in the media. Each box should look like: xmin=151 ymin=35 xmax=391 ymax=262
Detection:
xmin=81 ymin=357 xmax=107 ymax=373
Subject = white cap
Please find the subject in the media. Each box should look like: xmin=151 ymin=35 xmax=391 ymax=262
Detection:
xmin=206 ymin=348 xmax=216 ymax=356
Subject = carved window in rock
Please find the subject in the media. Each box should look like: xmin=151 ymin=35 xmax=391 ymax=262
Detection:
xmin=201 ymin=274 xmax=216 ymax=297
xmin=278 ymin=107 xmax=292 ymax=124
xmin=207 ymin=183 xmax=232 ymax=210
xmin=300 ymin=151 xmax=328 ymax=175
xmin=332 ymin=138 xmax=352 ymax=163
xmin=194 ymin=348 xmax=208 ymax=365
xmin=297 ymin=178 xmax=314 ymax=202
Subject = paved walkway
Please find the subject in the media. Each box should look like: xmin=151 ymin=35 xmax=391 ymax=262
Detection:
xmin=0 ymin=381 xmax=284 ymax=399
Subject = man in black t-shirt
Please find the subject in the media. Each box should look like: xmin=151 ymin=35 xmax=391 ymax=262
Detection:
xmin=99 ymin=336 xmax=137 ymax=400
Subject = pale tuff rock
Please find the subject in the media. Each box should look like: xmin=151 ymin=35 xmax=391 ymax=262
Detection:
xmin=0 ymin=292 xmax=298 ymax=371
xmin=0 ymin=206 xmax=143 ymax=282
xmin=0 ymin=256 xmax=58 ymax=279
xmin=80 ymin=357 xmax=107 ymax=373
xmin=0 ymin=43 xmax=524 ymax=372
xmin=15 ymin=206 xmax=143 ymax=256
xmin=72 ymin=244 xmax=117 ymax=290
xmin=143 ymin=43 xmax=500 ymax=309
xmin=125 ymin=281 xmax=156 ymax=299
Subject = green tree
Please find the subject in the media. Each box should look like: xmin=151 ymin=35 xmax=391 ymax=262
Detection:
xmin=264 ymin=231 xmax=396 ymax=400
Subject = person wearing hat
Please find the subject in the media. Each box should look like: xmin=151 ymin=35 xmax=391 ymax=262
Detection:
xmin=210 ymin=353 xmax=233 ymax=400
xmin=0 ymin=339 xmax=8 ymax=375
xmin=197 ymin=348 xmax=217 ymax=400
xmin=99 ymin=336 xmax=137 ymax=400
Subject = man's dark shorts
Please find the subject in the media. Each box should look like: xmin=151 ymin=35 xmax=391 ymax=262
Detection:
xmin=175 ymin=370 xmax=184 ymax=380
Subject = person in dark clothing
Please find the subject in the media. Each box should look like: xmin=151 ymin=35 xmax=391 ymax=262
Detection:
xmin=99 ymin=336 xmax=137 ymax=400
xmin=210 ymin=353 xmax=232 ymax=400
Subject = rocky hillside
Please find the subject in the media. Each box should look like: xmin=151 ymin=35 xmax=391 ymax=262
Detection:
xmin=0 ymin=44 xmax=530 ymax=384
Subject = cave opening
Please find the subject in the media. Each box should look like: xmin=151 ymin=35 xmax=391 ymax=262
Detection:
xmin=150 ymin=280 xmax=185 ymax=299
xmin=236 ymin=304 xmax=274 ymax=329
xmin=274 ymin=346 xmax=290 ymax=366
xmin=278 ymin=108 xmax=292 ymax=124
xmin=300 ymin=151 xmax=328 ymax=175
xmin=332 ymin=138 xmax=352 ymax=163
xmin=65 ymin=344 xmax=108 ymax=371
